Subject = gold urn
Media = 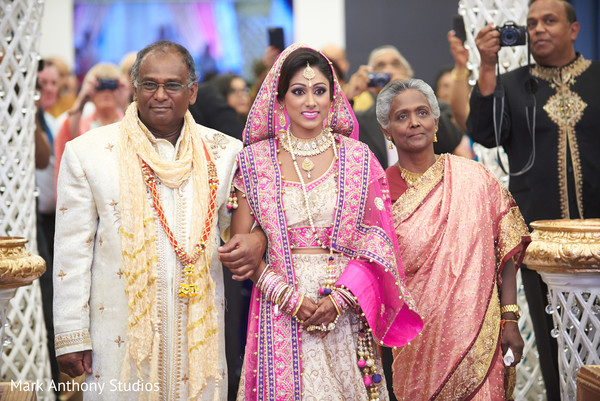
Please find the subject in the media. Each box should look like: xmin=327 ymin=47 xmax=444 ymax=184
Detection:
xmin=0 ymin=237 xmax=46 ymax=288
xmin=523 ymin=219 xmax=600 ymax=272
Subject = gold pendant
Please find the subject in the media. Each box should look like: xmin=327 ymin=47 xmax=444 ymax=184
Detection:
xmin=179 ymin=283 xmax=198 ymax=297
xmin=302 ymin=158 xmax=314 ymax=178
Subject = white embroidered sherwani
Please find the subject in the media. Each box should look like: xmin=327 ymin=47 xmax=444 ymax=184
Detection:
xmin=53 ymin=121 xmax=242 ymax=400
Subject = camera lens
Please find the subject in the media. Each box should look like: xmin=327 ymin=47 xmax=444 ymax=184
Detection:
xmin=500 ymin=27 xmax=518 ymax=46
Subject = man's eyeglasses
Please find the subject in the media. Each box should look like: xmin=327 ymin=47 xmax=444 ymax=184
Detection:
xmin=137 ymin=81 xmax=193 ymax=93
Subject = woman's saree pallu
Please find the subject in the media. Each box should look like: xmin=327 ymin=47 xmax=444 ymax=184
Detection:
xmin=238 ymin=135 xmax=423 ymax=400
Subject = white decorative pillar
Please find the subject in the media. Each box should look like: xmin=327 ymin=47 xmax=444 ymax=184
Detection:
xmin=0 ymin=1 xmax=54 ymax=400
xmin=525 ymin=219 xmax=600 ymax=401
xmin=457 ymin=1 xmax=546 ymax=399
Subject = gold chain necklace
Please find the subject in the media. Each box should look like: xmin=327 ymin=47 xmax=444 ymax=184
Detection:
xmin=280 ymin=127 xmax=333 ymax=178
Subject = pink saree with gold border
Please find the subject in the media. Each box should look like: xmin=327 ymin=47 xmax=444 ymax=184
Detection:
xmin=389 ymin=155 xmax=530 ymax=401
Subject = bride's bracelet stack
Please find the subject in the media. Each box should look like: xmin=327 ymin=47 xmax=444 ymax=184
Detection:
xmin=256 ymin=265 xmax=303 ymax=317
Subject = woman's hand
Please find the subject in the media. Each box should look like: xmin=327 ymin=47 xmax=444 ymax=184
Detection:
xmin=501 ymin=320 xmax=524 ymax=367
xmin=302 ymin=296 xmax=339 ymax=338
xmin=295 ymin=296 xmax=318 ymax=323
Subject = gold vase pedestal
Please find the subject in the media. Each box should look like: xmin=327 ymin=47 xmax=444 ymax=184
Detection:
xmin=524 ymin=219 xmax=600 ymax=401
xmin=0 ymin=236 xmax=46 ymax=355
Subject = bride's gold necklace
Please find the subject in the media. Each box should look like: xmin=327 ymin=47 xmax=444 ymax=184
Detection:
xmin=397 ymin=156 xmax=438 ymax=187
xmin=280 ymin=127 xmax=333 ymax=178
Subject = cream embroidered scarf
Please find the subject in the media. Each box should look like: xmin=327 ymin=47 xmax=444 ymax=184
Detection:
xmin=119 ymin=102 xmax=219 ymax=399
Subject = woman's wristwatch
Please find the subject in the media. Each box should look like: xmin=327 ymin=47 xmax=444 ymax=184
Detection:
xmin=500 ymin=304 xmax=521 ymax=319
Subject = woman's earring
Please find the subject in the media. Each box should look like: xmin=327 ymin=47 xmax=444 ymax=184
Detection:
xmin=387 ymin=136 xmax=394 ymax=149
xmin=279 ymin=108 xmax=287 ymax=130
xmin=434 ymin=128 xmax=438 ymax=143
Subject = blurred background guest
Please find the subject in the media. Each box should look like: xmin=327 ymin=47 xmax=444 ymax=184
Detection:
xmin=119 ymin=51 xmax=138 ymax=106
xmin=46 ymin=56 xmax=78 ymax=118
xmin=211 ymin=73 xmax=252 ymax=123
xmin=53 ymin=62 xmax=126 ymax=184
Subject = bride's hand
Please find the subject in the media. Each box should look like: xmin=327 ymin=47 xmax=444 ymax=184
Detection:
xmin=294 ymin=296 xmax=317 ymax=324
xmin=303 ymin=296 xmax=339 ymax=338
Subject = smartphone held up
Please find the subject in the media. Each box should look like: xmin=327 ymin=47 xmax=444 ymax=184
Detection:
xmin=268 ymin=27 xmax=285 ymax=52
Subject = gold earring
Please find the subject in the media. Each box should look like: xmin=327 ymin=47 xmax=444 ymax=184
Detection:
xmin=434 ymin=127 xmax=438 ymax=142
xmin=279 ymin=108 xmax=286 ymax=130
xmin=387 ymin=136 xmax=394 ymax=149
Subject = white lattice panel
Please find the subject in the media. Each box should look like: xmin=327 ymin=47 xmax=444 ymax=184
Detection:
xmin=545 ymin=283 xmax=600 ymax=401
xmin=0 ymin=0 xmax=53 ymax=400
xmin=458 ymin=1 xmax=546 ymax=400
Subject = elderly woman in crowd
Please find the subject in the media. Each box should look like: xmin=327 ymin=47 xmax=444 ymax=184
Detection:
xmin=53 ymin=62 xmax=128 ymax=183
xmin=221 ymin=44 xmax=423 ymax=401
xmin=377 ymin=79 xmax=529 ymax=400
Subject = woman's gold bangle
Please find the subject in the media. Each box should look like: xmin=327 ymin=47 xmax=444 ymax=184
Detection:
xmin=329 ymin=294 xmax=341 ymax=316
xmin=291 ymin=294 xmax=304 ymax=317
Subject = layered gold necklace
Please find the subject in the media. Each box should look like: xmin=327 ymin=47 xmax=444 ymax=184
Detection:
xmin=280 ymin=127 xmax=333 ymax=178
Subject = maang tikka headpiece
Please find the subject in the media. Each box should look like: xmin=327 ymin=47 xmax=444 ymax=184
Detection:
xmin=303 ymin=62 xmax=316 ymax=87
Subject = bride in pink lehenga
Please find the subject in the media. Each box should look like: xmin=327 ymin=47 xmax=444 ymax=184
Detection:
xmin=224 ymin=44 xmax=423 ymax=401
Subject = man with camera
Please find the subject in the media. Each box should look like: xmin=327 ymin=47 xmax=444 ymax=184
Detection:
xmin=354 ymin=45 xmax=467 ymax=168
xmin=468 ymin=1 xmax=600 ymax=399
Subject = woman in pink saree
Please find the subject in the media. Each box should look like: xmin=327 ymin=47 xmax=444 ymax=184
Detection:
xmin=377 ymin=79 xmax=530 ymax=400
xmin=228 ymin=44 xmax=423 ymax=400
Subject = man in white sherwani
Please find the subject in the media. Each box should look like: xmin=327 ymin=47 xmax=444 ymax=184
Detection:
xmin=53 ymin=41 xmax=262 ymax=400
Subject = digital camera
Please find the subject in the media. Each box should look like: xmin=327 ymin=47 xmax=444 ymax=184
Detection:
xmin=497 ymin=21 xmax=527 ymax=47
xmin=367 ymin=72 xmax=391 ymax=88
xmin=97 ymin=78 xmax=118 ymax=91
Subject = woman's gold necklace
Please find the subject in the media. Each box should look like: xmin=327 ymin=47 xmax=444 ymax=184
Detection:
xmin=397 ymin=156 xmax=439 ymax=187
xmin=280 ymin=127 xmax=333 ymax=178
xmin=397 ymin=164 xmax=423 ymax=187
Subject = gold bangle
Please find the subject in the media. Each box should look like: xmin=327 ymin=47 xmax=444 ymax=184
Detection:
xmin=291 ymin=294 xmax=304 ymax=318
xmin=329 ymin=294 xmax=341 ymax=317
xmin=500 ymin=304 xmax=521 ymax=319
